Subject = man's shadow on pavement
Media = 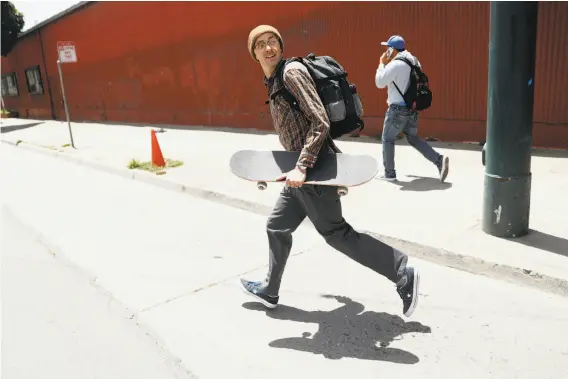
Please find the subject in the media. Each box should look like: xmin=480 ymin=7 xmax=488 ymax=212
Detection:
xmin=242 ymin=294 xmax=431 ymax=364
xmin=391 ymin=175 xmax=452 ymax=192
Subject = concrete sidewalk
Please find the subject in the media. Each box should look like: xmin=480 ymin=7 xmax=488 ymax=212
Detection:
xmin=2 ymin=118 xmax=568 ymax=292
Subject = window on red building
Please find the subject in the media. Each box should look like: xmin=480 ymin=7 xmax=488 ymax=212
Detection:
xmin=25 ymin=66 xmax=43 ymax=95
xmin=1 ymin=73 xmax=19 ymax=97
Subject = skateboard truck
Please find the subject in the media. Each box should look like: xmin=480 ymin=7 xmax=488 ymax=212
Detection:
xmin=337 ymin=186 xmax=348 ymax=196
xmin=256 ymin=181 xmax=348 ymax=196
xmin=230 ymin=150 xmax=378 ymax=199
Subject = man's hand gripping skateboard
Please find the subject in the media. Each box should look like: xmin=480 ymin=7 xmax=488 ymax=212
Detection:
xmin=276 ymin=165 xmax=307 ymax=188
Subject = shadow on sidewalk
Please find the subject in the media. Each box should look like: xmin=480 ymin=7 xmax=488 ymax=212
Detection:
xmin=514 ymin=229 xmax=568 ymax=258
xmin=0 ymin=122 xmax=44 ymax=134
xmin=388 ymin=175 xmax=453 ymax=192
xmin=242 ymin=294 xmax=431 ymax=364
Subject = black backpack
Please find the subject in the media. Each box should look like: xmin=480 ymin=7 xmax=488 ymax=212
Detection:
xmin=393 ymin=56 xmax=432 ymax=111
xmin=269 ymin=53 xmax=365 ymax=139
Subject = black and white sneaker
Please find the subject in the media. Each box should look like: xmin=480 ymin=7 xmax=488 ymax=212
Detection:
xmin=438 ymin=155 xmax=449 ymax=183
xmin=379 ymin=174 xmax=397 ymax=182
xmin=239 ymin=278 xmax=279 ymax=309
xmin=396 ymin=267 xmax=420 ymax=317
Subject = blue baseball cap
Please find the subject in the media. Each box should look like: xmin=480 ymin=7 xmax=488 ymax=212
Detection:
xmin=381 ymin=35 xmax=405 ymax=50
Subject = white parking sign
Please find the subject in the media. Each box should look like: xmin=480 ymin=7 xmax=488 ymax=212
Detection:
xmin=56 ymin=41 xmax=77 ymax=148
xmin=57 ymin=41 xmax=77 ymax=63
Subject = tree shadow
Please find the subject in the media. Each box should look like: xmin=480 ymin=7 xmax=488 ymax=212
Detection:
xmin=242 ymin=294 xmax=431 ymax=364
xmin=388 ymin=175 xmax=453 ymax=192
xmin=513 ymin=229 xmax=568 ymax=257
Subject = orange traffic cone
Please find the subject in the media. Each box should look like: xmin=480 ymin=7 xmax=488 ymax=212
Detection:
xmin=151 ymin=129 xmax=166 ymax=167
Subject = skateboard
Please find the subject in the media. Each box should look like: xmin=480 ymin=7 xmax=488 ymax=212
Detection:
xmin=229 ymin=150 xmax=379 ymax=196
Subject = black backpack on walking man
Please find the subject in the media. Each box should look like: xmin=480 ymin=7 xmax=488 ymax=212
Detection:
xmin=269 ymin=53 xmax=365 ymax=139
xmin=392 ymin=56 xmax=432 ymax=111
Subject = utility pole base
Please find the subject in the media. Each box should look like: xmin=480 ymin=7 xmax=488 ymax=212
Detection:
xmin=481 ymin=1 xmax=538 ymax=238
xmin=482 ymin=173 xmax=531 ymax=238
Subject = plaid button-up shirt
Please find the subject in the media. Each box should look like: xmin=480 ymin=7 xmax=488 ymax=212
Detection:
xmin=264 ymin=59 xmax=341 ymax=169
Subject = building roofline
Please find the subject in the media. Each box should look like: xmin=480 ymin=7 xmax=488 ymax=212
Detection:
xmin=17 ymin=1 xmax=95 ymax=39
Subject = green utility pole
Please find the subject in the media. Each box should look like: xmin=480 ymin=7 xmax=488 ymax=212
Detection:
xmin=482 ymin=1 xmax=539 ymax=238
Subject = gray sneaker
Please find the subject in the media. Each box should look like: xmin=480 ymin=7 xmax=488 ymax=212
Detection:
xmin=438 ymin=156 xmax=449 ymax=183
xmin=379 ymin=173 xmax=397 ymax=182
xmin=396 ymin=267 xmax=420 ymax=317
xmin=239 ymin=278 xmax=278 ymax=309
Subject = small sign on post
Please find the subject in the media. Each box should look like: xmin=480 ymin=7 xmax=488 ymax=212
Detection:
xmin=57 ymin=41 xmax=77 ymax=148
xmin=57 ymin=41 xmax=78 ymax=63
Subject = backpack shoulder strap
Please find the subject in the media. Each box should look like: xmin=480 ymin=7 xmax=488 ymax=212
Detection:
xmin=390 ymin=57 xmax=414 ymax=105
xmin=268 ymin=58 xmax=302 ymax=111
xmin=394 ymin=56 xmax=416 ymax=69
xmin=392 ymin=81 xmax=405 ymax=100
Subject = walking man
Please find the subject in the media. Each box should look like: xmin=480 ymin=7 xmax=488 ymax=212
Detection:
xmin=375 ymin=35 xmax=449 ymax=182
xmin=239 ymin=25 xmax=420 ymax=317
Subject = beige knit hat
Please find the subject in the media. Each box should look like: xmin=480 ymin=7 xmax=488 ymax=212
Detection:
xmin=248 ymin=25 xmax=283 ymax=61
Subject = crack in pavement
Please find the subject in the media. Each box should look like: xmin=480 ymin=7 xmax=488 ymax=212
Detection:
xmin=138 ymin=227 xmax=568 ymax=318
xmin=136 ymin=247 xmax=316 ymax=315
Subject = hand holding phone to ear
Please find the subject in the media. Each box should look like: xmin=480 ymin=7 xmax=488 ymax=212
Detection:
xmin=380 ymin=47 xmax=394 ymax=65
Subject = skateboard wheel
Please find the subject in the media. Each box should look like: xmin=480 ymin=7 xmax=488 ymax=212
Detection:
xmin=257 ymin=181 xmax=267 ymax=190
xmin=337 ymin=186 xmax=348 ymax=196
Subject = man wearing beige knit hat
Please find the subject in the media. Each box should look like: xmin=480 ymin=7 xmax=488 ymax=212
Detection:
xmin=239 ymin=25 xmax=421 ymax=318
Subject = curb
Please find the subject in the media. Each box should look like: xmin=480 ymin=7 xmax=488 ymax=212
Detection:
xmin=2 ymin=139 xmax=137 ymax=181
xmin=4 ymin=138 xmax=568 ymax=298
xmin=366 ymin=232 xmax=568 ymax=298
xmin=1 ymin=139 xmax=275 ymax=216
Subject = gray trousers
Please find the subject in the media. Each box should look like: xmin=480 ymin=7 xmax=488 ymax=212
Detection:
xmin=382 ymin=104 xmax=442 ymax=177
xmin=263 ymin=184 xmax=408 ymax=295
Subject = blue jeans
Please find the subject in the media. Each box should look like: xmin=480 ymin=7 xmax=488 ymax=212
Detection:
xmin=381 ymin=104 xmax=442 ymax=178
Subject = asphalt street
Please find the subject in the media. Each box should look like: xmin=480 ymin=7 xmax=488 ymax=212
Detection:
xmin=1 ymin=205 xmax=195 ymax=379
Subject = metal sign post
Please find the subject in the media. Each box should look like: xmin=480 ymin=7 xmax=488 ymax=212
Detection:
xmin=56 ymin=41 xmax=77 ymax=148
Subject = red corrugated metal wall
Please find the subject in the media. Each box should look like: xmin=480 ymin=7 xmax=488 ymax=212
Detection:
xmin=2 ymin=1 xmax=567 ymax=148
xmin=534 ymin=1 xmax=568 ymax=126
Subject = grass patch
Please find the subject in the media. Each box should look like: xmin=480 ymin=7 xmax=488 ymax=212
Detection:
xmin=16 ymin=140 xmax=23 ymax=145
xmin=127 ymin=158 xmax=184 ymax=174
xmin=62 ymin=143 xmax=71 ymax=148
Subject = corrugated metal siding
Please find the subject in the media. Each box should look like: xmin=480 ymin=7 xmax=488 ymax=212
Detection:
xmin=534 ymin=1 xmax=568 ymax=124
xmin=1 ymin=1 xmax=567 ymax=148
xmin=294 ymin=1 xmax=491 ymax=123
